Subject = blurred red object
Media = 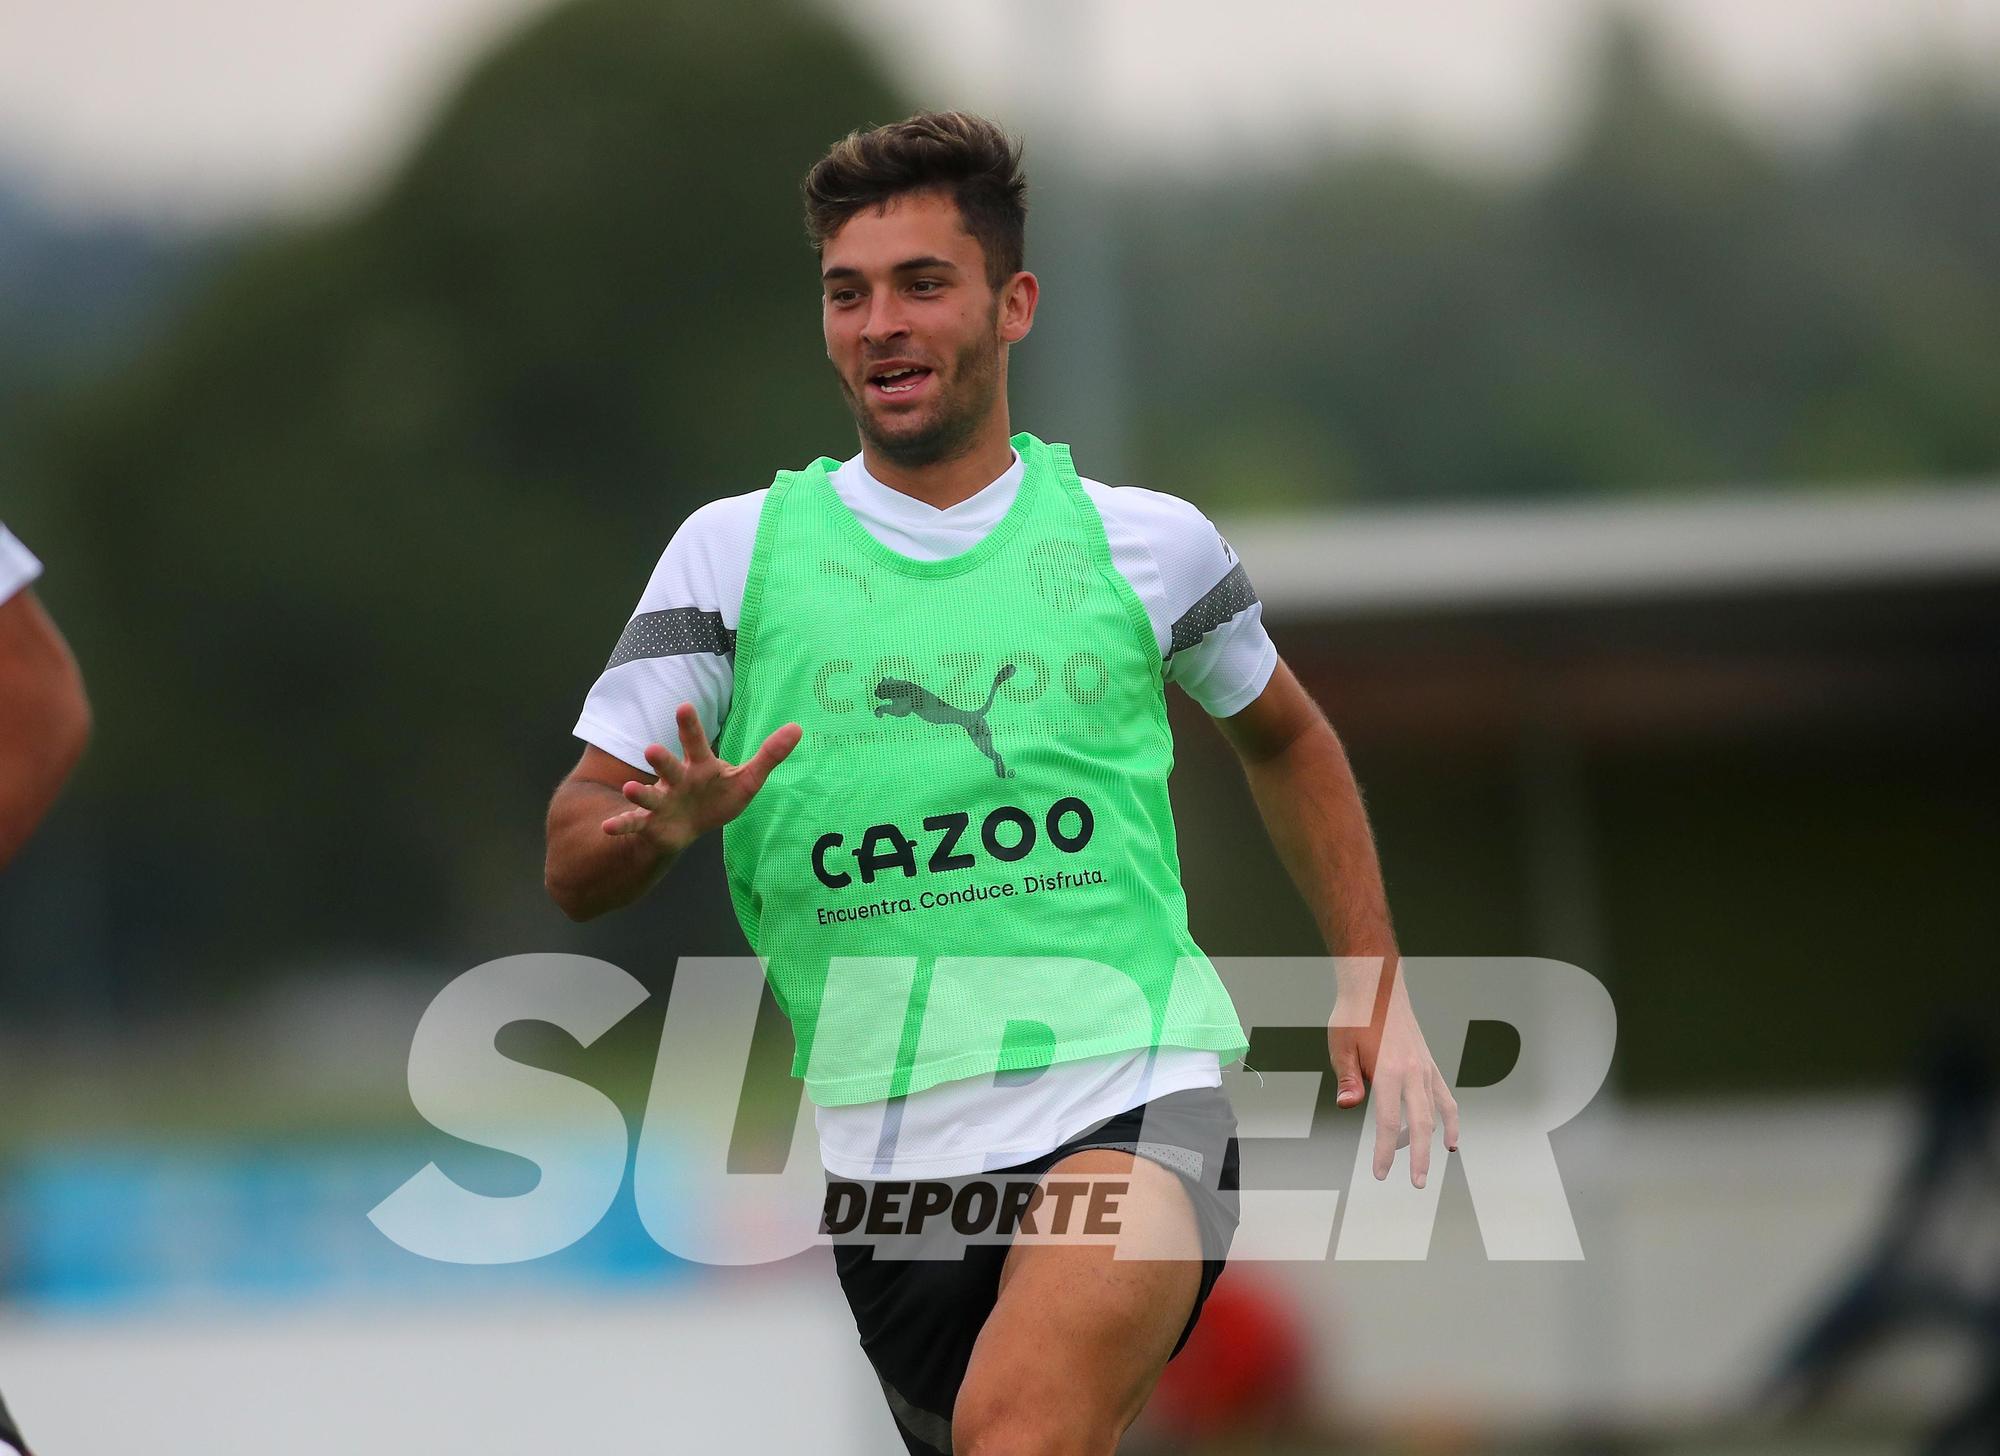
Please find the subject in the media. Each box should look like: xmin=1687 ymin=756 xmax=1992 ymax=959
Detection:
xmin=1151 ymin=1271 xmax=1311 ymax=1437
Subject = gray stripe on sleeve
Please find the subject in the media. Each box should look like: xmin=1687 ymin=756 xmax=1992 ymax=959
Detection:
xmin=1167 ymin=561 xmax=1258 ymax=658
xmin=603 ymin=607 xmax=736 ymax=670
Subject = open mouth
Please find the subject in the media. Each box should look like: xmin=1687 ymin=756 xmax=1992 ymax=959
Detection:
xmin=867 ymin=364 xmax=934 ymax=400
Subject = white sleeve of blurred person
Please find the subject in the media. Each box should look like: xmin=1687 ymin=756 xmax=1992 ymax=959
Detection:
xmin=572 ymin=491 xmax=765 ymax=772
xmin=0 ymin=523 xmax=91 ymax=870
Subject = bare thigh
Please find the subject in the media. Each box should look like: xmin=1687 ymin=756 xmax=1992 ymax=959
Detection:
xmin=952 ymin=1148 xmax=1204 ymax=1454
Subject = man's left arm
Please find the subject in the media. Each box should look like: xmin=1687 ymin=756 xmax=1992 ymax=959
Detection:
xmin=1213 ymin=657 xmax=1459 ymax=1187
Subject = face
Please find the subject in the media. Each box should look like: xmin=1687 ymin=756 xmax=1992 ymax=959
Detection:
xmin=821 ymin=189 xmax=1035 ymax=468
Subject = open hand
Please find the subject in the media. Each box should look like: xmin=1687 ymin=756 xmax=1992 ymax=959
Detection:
xmin=600 ymin=703 xmax=802 ymax=855
xmin=1328 ymin=957 xmax=1460 ymax=1188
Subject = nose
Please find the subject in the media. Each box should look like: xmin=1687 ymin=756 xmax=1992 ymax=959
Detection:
xmin=860 ymin=290 xmax=911 ymax=348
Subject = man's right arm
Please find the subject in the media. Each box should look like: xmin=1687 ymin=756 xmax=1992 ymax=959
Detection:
xmin=551 ymin=491 xmax=781 ymax=920
xmin=545 ymin=705 xmax=801 ymax=922
xmin=544 ymin=744 xmax=680 ymax=921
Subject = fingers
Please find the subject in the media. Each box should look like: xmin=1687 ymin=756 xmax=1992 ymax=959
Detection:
xmin=1372 ymin=1075 xmax=1403 ymax=1180
xmin=1407 ymin=1092 xmax=1435 ymax=1189
xmin=643 ymin=743 xmax=685 ymax=787
xmin=677 ymin=704 xmax=713 ymax=763
xmin=599 ymin=747 xmax=678 ymax=839
xmin=605 ymin=718 xmax=800 ymax=843
xmin=1330 ymin=1034 xmax=1365 ymax=1108
xmin=1435 ymin=1068 xmax=1460 ymax=1153
xmin=622 ymin=779 xmax=671 ymax=813
xmin=601 ymin=806 xmax=650 ymax=837
xmin=736 ymin=723 xmax=803 ymax=794
xmin=1363 ymin=1070 xmax=1450 ymax=1188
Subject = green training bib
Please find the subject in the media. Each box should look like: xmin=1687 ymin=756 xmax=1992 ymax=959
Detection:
xmin=715 ymin=432 xmax=1249 ymax=1106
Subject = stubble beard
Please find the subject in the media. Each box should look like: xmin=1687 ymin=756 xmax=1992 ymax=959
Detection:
xmin=839 ymin=324 xmax=1002 ymax=471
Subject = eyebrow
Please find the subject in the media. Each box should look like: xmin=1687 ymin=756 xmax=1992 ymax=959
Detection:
xmin=821 ymin=255 xmax=962 ymax=283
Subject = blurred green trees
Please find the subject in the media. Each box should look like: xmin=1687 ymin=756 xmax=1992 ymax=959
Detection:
xmin=1116 ymin=17 xmax=2000 ymax=509
xmin=8 ymin=0 xmax=903 ymax=992
xmin=3 ymin=4 xmax=1997 ymax=1004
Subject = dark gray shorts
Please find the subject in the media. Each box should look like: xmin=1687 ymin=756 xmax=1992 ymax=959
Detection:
xmin=824 ymin=1083 xmax=1241 ymax=1456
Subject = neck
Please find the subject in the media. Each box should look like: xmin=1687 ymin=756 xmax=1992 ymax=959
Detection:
xmin=859 ymin=408 xmax=1017 ymax=510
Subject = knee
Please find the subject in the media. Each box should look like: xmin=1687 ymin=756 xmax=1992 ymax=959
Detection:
xmin=953 ymin=1385 xmax=1118 ymax=1456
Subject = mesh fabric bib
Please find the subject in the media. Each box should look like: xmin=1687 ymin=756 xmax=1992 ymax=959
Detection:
xmin=716 ymin=432 xmax=1248 ymax=1106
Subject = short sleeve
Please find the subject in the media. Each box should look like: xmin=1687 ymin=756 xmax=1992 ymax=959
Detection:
xmin=1164 ymin=519 xmax=1277 ymax=717
xmin=572 ymin=491 xmax=765 ymax=772
xmin=1087 ymin=485 xmax=1277 ymax=719
xmin=0 ymin=525 xmax=44 ymax=604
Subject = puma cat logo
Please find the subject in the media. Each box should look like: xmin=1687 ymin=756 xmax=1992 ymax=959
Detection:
xmin=873 ymin=663 xmax=1017 ymax=778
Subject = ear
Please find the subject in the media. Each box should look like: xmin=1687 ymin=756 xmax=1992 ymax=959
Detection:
xmin=998 ymin=270 xmax=1039 ymax=345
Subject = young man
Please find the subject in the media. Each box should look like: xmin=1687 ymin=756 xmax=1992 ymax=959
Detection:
xmin=546 ymin=111 xmax=1457 ymax=1455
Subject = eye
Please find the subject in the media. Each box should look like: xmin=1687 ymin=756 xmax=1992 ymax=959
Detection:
xmin=828 ymin=288 xmax=860 ymax=306
xmin=911 ymin=278 xmax=943 ymax=294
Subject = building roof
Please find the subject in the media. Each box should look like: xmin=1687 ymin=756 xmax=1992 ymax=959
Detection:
xmin=1219 ymin=482 xmax=2000 ymax=618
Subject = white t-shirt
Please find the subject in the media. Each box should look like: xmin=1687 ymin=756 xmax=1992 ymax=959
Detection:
xmin=574 ymin=449 xmax=1277 ymax=1177
xmin=0 ymin=525 xmax=42 ymax=604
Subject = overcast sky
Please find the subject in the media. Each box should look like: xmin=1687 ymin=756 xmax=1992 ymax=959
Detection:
xmin=1 ymin=0 xmax=1996 ymax=222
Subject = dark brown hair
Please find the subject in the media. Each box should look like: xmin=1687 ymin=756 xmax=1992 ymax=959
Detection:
xmin=803 ymin=110 xmax=1027 ymax=288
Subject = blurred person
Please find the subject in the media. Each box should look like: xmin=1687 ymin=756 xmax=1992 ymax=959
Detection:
xmin=545 ymin=111 xmax=1457 ymax=1455
xmin=0 ymin=519 xmax=84 ymax=1456
xmin=1762 ymin=1030 xmax=2000 ymax=1452
xmin=0 ymin=1392 xmax=28 ymax=1456
xmin=0 ymin=524 xmax=89 ymax=872
xmin=1140 ymin=1272 xmax=1311 ymax=1444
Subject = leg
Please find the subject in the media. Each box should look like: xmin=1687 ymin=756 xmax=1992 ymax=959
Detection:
xmin=833 ymin=1233 xmax=1007 ymax=1455
xmin=953 ymin=1148 xmax=1204 ymax=1456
